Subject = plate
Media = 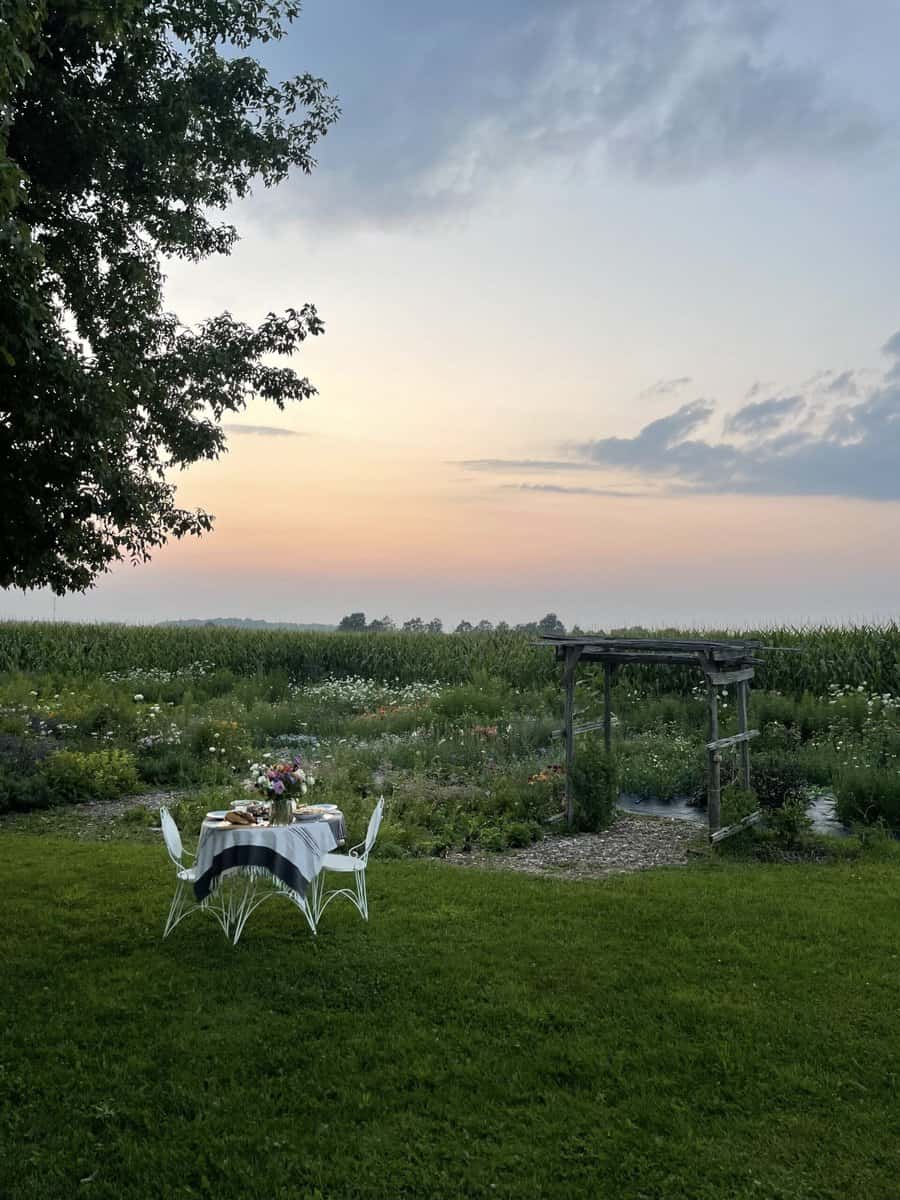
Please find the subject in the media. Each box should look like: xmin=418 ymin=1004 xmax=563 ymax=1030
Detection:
xmin=316 ymin=803 xmax=339 ymax=812
xmin=206 ymin=810 xmax=228 ymax=820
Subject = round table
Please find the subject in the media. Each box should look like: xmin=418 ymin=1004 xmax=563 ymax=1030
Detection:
xmin=193 ymin=811 xmax=346 ymax=943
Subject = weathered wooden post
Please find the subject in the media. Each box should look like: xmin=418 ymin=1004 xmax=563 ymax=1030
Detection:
xmin=706 ymin=675 xmax=721 ymax=834
xmin=736 ymin=678 xmax=751 ymax=791
xmin=563 ymin=645 xmax=582 ymax=825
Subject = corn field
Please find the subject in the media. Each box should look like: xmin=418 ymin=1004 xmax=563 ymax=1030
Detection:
xmin=2 ymin=621 xmax=900 ymax=696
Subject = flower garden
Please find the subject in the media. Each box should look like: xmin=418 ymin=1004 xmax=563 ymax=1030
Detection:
xmin=1 ymin=622 xmax=900 ymax=858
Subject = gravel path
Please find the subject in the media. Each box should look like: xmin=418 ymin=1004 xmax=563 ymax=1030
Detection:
xmin=445 ymin=813 xmax=703 ymax=881
xmin=0 ymin=791 xmax=179 ymax=839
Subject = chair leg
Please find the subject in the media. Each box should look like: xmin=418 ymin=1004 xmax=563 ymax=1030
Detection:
xmin=314 ymin=868 xmax=369 ymax=923
xmin=309 ymin=871 xmax=323 ymax=924
xmin=163 ymin=881 xmax=192 ymax=939
xmin=164 ymin=880 xmax=231 ymax=940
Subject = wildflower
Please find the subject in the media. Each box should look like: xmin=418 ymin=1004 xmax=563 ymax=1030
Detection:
xmin=133 ymin=693 xmax=144 ymax=702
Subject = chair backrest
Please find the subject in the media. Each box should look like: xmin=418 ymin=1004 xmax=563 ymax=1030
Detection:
xmin=362 ymin=796 xmax=384 ymax=860
xmin=159 ymin=806 xmax=184 ymax=867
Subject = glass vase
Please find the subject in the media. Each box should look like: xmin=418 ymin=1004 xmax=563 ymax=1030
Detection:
xmin=269 ymin=794 xmax=293 ymax=826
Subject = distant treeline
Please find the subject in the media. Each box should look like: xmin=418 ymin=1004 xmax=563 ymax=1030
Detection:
xmin=336 ymin=612 xmax=569 ymax=636
xmin=2 ymin=620 xmax=900 ymax=697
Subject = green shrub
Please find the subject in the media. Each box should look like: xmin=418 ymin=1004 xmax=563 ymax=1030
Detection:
xmin=137 ymin=745 xmax=207 ymax=787
xmin=505 ymin=819 xmax=539 ymax=847
xmin=0 ymin=767 xmax=53 ymax=813
xmin=431 ymin=684 xmax=506 ymax=720
xmin=765 ymin=797 xmax=814 ymax=847
xmin=41 ymin=749 xmax=139 ymax=803
xmin=834 ymin=767 xmax=900 ymax=829
xmin=749 ymin=754 xmax=808 ymax=809
xmin=479 ymin=823 xmax=509 ymax=852
xmin=720 ymin=785 xmax=758 ymax=828
xmin=487 ymin=772 xmax=561 ymax=822
xmin=571 ymin=739 xmax=620 ymax=832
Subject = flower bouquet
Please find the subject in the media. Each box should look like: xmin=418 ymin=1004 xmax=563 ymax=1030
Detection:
xmin=244 ymin=756 xmax=316 ymax=826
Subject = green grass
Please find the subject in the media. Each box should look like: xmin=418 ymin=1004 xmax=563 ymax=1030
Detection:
xmin=3 ymin=837 xmax=900 ymax=1199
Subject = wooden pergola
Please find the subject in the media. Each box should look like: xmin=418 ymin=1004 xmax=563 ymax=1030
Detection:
xmin=537 ymin=634 xmax=765 ymax=840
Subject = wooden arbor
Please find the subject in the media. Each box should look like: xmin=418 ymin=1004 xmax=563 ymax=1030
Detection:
xmin=537 ymin=635 xmax=763 ymax=839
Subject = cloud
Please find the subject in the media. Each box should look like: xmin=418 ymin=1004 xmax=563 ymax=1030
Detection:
xmin=504 ymin=483 xmax=649 ymax=498
xmin=639 ymin=376 xmax=692 ymax=399
xmin=454 ymin=458 xmax=587 ymax=472
xmin=464 ymin=328 xmax=900 ymax=502
xmin=575 ymin=400 xmax=727 ymax=476
xmin=744 ymin=381 xmax=773 ymax=400
xmin=570 ymin=337 xmax=900 ymax=500
xmin=221 ymin=424 xmax=306 ymax=438
xmin=823 ymin=370 xmax=858 ymax=397
xmin=288 ymin=0 xmax=888 ymax=227
xmin=724 ymin=395 xmax=804 ymax=436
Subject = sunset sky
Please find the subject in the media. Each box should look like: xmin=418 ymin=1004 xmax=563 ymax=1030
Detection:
xmin=7 ymin=0 xmax=900 ymax=629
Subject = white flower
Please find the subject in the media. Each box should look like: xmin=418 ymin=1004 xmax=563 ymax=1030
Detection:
xmin=300 ymin=782 xmax=308 ymax=795
xmin=208 ymin=746 xmax=216 ymax=752
xmin=133 ymin=693 xmax=144 ymax=702
xmin=307 ymin=775 xmax=316 ymax=786
xmin=257 ymin=774 xmax=267 ymax=786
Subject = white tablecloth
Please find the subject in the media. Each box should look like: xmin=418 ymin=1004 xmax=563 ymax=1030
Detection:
xmin=193 ymin=813 xmax=345 ymax=903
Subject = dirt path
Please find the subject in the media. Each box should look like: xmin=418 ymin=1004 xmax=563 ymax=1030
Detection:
xmin=445 ymin=812 xmax=704 ymax=881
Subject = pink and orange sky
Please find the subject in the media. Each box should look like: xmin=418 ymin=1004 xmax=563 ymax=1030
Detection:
xmin=6 ymin=0 xmax=900 ymax=629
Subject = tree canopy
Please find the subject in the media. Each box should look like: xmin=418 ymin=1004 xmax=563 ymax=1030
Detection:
xmin=1 ymin=0 xmax=338 ymax=592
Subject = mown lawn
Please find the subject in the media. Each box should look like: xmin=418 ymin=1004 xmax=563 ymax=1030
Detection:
xmin=2 ymin=837 xmax=900 ymax=1200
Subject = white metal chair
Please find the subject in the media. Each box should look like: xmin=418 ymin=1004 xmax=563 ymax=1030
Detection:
xmin=160 ymin=806 xmax=229 ymax=939
xmin=310 ymin=797 xmax=384 ymax=923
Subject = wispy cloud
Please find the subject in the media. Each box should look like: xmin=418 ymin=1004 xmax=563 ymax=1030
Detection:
xmin=222 ymin=424 xmax=307 ymax=438
xmin=639 ymin=377 xmax=692 ymax=400
xmin=504 ymin=483 xmax=649 ymax=498
xmin=289 ymin=0 xmax=889 ymax=228
xmin=724 ymin=395 xmax=805 ymax=436
xmin=823 ymin=370 xmax=859 ymax=396
xmin=454 ymin=458 xmax=587 ymax=472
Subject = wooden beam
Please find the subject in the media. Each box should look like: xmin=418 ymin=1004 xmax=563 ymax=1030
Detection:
xmin=710 ymin=809 xmax=763 ymax=844
xmin=551 ymin=720 xmax=607 ymax=739
xmin=703 ymin=666 xmax=756 ymax=686
xmin=736 ymin=678 xmax=751 ymax=790
xmin=707 ymin=678 xmax=721 ymax=834
xmin=706 ymin=729 xmax=760 ymax=751
xmin=576 ymin=651 xmax=757 ymax=668
xmin=537 ymin=635 xmax=762 ymax=652
xmin=562 ymin=645 xmax=582 ymax=826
